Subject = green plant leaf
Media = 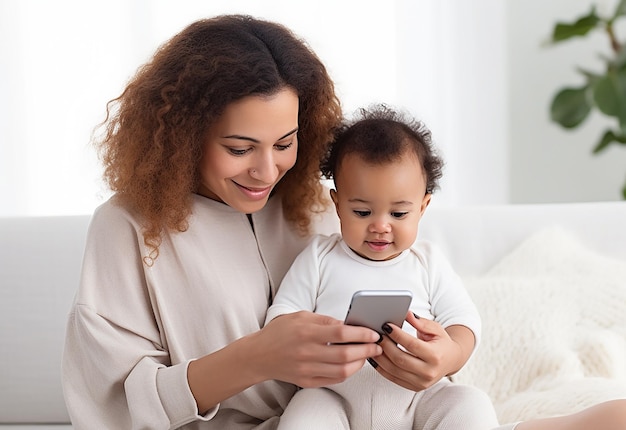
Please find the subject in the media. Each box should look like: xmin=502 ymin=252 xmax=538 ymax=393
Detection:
xmin=591 ymin=67 xmax=626 ymax=133
xmin=617 ymin=69 xmax=626 ymax=133
xmin=592 ymin=73 xmax=621 ymax=116
xmin=552 ymin=8 xmax=601 ymax=42
xmin=593 ymin=129 xmax=626 ymax=153
xmin=548 ymin=3 xmax=626 ymax=200
xmin=550 ymin=86 xmax=592 ymax=128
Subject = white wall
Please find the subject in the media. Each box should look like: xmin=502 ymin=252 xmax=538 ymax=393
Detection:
xmin=507 ymin=0 xmax=626 ymax=203
xmin=7 ymin=0 xmax=622 ymax=217
xmin=396 ymin=1 xmax=509 ymax=207
xmin=0 ymin=0 xmax=402 ymax=216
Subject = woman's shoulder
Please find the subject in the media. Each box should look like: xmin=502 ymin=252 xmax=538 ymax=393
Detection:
xmin=91 ymin=193 xmax=234 ymax=230
xmin=90 ymin=196 xmax=141 ymax=228
xmin=86 ymin=196 xmax=147 ymax=245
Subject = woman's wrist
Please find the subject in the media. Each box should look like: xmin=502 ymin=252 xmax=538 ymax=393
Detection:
xmin=187 ymin=331 xmax=268 ymax=414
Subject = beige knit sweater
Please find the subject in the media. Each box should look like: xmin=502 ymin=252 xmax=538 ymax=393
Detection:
xmin=62 ymin=193 xmax=338 ymax=429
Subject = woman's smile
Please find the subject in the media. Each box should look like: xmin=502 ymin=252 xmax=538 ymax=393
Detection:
xmin=233 ymin=181 xmax=273 ymax=201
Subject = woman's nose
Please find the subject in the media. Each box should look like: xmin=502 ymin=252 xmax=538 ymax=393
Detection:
xmin=249 ymin=152 xmax=278 ymax=183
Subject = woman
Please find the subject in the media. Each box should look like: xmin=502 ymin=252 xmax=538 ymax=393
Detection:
xmin=63 ymin=15 xmax=380 ymax=429
xmin=62 ymin=14 xmax=625 ymax=430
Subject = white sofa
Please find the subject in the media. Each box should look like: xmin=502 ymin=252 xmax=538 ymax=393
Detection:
xmin=1 ymin=201 xmax=625 ymax=428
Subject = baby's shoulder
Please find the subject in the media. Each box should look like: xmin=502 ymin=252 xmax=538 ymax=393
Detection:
xmin=307 ymin=232 xmax=343 ymax=253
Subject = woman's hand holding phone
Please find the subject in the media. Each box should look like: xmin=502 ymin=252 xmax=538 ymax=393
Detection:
xmin=257 ymin=311 xmax=382 ymax=388
xmin=371 ymin=312 xmax=475 ymax=392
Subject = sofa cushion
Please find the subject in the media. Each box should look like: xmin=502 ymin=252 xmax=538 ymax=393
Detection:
xmin=452 ymin=227 xmax=626 ymax=423
xmin=419 ymin=201 xmax=626 ymax=278
xmin=0 ymin=426 xmax=72 ymax=430
xmin=0 ymin=216 xmax=90 ymax=424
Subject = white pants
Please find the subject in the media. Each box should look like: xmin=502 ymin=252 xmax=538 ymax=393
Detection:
xmin=278 ymin=365 xmax=516 ymax=430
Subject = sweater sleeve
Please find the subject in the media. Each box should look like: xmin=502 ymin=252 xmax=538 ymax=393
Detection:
xmin=62 ymin=201 xmax=216 ymax=429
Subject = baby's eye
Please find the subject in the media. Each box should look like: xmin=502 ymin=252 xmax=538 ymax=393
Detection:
xmin=353 ymin=210 xmax=371 ymax=217
xmin=391 ymin=211 xmax=408 ymax=219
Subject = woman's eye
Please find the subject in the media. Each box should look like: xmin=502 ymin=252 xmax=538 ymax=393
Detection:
xmin=391 ymin=212 xmax=408 ymax=219
xmin=275 ymin=141 xmax=294 ymax=151
xmin=353 ymin=210 xmax=371 ymax=217
xmin=228 ymin=148 xmax=249 ymax=156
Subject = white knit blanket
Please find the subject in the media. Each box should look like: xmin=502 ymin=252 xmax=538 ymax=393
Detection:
xmin=451 ymin=227 xmax=626 ymax=423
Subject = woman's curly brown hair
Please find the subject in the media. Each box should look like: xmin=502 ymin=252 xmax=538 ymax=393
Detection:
xmin=95 ymin=15 xmax=342 ymax=262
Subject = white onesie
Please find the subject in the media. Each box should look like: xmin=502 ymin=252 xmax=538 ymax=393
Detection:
xmin=265 ymin=233 xmax=500 ymax=430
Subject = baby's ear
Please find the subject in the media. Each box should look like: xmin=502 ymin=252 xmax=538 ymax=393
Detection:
xmin=420 ymin=193 xmax=432 ymax=215
xmin=330 ymin=188 xmax=339 ymax=206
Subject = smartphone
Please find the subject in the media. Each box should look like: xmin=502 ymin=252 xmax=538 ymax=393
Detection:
xmin=344 ymin=290 xmax=413 ymax=335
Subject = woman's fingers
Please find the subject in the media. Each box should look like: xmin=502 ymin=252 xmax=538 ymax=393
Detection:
xmin=260 ymin=311 xmax=382 ymax=387
xmin=373 ymin=334 xmax=434 ymax=391
xmin=372 ymin=316 xmax=453 ymax=391
xmin=370 ymin=354 xmax=425 ymax=391
xmin=404 ymin=312 xmax=444 ymax=341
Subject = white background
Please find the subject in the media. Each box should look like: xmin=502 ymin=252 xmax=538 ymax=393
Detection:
xmin=2 ymin=0 xmax=625 ymax=217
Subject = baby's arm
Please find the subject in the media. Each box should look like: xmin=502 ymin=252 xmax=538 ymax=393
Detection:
xmin=265 ymin=235 xmax=325 ymax=324
xmin=371 ymin=241 xmax=480 ymax=390
xmin=440 ymin=323 xmax=476 ymax=375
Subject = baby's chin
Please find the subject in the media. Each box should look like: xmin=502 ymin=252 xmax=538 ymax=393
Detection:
xmin=356 ymin=245 xmax=402 ymax=262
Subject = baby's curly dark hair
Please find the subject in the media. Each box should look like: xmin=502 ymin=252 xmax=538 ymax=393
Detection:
xmin=94 ymin=15 xmax=342 ymax=262
xmin=321 ymin=104 xmax=444 ymax=194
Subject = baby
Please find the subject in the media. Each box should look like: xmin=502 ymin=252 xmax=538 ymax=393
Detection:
xmin=265 ymin=104 xmax=499 ymax=429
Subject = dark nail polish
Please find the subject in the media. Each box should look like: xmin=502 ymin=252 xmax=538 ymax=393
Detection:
xmin=412 ymin=312 xmax=420 ymax=319
xmin=367 ymin=358 xmax=378 ymax=368
xmin=382 ymin=323 xmax=392 ymax=334
xmin=376 ymin=334 xmax=383 ymax=344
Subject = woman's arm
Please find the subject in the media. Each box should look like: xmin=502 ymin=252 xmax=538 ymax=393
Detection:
xmin=188 ymin=311 xmax=382 ymax=413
